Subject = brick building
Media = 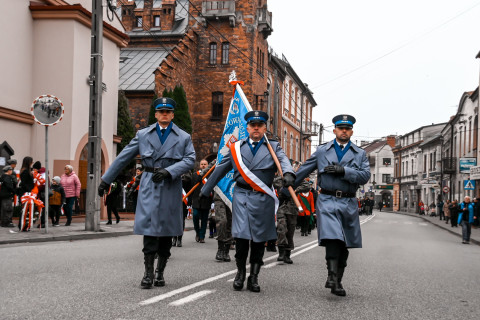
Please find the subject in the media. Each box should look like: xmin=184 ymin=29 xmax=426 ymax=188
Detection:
xmin=118 ymin=0 xmax=317 ymax=162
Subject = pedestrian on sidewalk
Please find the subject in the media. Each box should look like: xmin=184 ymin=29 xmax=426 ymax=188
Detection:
xmin=449 ymin=200 xmax=459 ymax=227
xmin=98 ymin=97 xmax=195 ymax=289
xmin=294 ymin=114 xmax=370 ymax=297
xmin=18 ymin=157 xmax=35 ymax=231
xmin=437 ymin=200 xmax=444 ymax=221
xmin=0 ymin=166 xmax=16 ymax=227
xmin=49 ymin=176 xmax=65 ymax=226
xmin=473 ymin=197 xmax=480 ymax=228
xmin=61 ymin=165 xmax=81 ymax=226
xmin=105 ymin=178 xmax=122 ymax=225
xmin=459 ymin=196 xmax=474 ymax=244
xmin=443 ymin=200 xmax=451 ymax=225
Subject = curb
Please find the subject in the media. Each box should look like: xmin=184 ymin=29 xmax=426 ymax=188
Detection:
xmin=0 ymin=230 xmax=135 ymax=245
xmin=388 ymin=210 xmax=480 ymax=246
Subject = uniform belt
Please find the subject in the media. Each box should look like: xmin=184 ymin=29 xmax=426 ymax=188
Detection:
xmin=144 ymin=167 xmax=161 ymax=173
xmin=320 ymin=189 xmax=356 ymax=198
xmin=236 ymin=182 xmax=272 ymax=192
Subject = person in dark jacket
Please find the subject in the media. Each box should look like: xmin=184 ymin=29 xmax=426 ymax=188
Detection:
xmin=49 ymin=176 xmax=66 ymax=226
xmin=18 ymin=157 xmax=35 ymax=231
xmin=173 ymin=171 xmax=192 ymax=247
xmin=105 ymin=178 xmax=122 ymax=224
xmin=0 ymin=166 xmax=16 ymax=227
xmin=473 ymin=198 xmax=480 ymax=227
xmin=449 ymin=200 xmax=459 ymax=227
xmin=191 ymin=159 xmax=213 ymax=243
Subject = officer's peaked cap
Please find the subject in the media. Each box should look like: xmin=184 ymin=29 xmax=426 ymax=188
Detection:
xmin=154 ymin=97 xmax=176 ymax=111
xmin=2 ymin=165 xmax=12 ymax=172
xmin=245 ymin=110 xmax=268 ymax=124
xmin=332 ymin=114 xmax=356 ymax=128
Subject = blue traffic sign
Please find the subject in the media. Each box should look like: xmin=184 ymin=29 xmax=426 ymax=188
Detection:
xmin=464 ymin=180 xmax=475 ymax=190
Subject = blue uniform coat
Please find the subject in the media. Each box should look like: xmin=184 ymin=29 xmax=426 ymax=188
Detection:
xmin=102 ymin=123 xmax=195 ymax=237
xmin=295 ymin=140 xmax=370 ymax=248
xmin=201 ymin=139 xmax=293 ymax=242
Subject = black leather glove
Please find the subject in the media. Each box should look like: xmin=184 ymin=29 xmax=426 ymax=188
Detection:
xmin=98 ymin=180 xmax=109 ymax=197
xmin=199 ymin=192 xmax=210 ymax=201
xmin=152 ymin=169 xmax=171 ymax=183
xmin=324 ymin=164 xmax=345 ymax=176
xmin=282 ymin=172 xmax=296 ymax=188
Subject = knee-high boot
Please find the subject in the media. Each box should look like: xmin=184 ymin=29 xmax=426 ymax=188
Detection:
xmin=216 ymin=241 xmax=225 ymax=261
xmin=154 ymin=256 xmax=168 ymax=287
xmin=141 ymin=254 xmax=155 ymax=289
xmin=247 ymin=263 xmax=261 ymax=292
xmin=233 ymin=259 xmax=246 ymax=291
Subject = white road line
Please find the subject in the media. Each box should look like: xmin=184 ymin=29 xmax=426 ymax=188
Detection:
xmin=404 ymin=221 xmax=413 ymax=225
xmin=168 ymin=290 xmax=215 ymax=307
xmin=139 ymin=213 xmax=376 ymax=306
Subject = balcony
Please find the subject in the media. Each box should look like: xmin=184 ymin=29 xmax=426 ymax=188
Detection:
xmin=201 ymin=1 xmax=236 ymax=27
xmin=301 ymin=121 xmax=318 ymax=138
xmin=257 ymin=7 xmax=272 ymax=38
xmin=442 ymin=157 xmax=457 ymax=174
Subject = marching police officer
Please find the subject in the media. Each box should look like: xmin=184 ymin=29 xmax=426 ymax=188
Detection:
xmin=98 ymin=97 xmax=195 ymax=289
xmin=294 ymin=114 xmax=370 ymax=296
xmin=200 ymin=110 xmax=295 ymax=293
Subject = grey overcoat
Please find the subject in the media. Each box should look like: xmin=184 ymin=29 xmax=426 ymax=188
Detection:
xmin=201 ymin=139 xmax=293 ymax=242
xmin=295 ymin=140 xmax=370 ymax=248
xmin=102 ymin=123 xmax=195 ymax=237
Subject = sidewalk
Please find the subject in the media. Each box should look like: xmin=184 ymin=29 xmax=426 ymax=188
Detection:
xmin=385 ymin=209 xmax=480 ymax=245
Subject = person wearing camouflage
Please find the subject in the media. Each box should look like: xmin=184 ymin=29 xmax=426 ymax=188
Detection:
xmin=213 ymin=192 xmax=233 ymax=262
xmin=274 ymin=176 xmax=298 ymax=264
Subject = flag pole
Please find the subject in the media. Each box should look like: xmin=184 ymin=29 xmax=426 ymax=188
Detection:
xmin=183 ymin=164 xmax=216 ymax=202
xmin=234 ymin=82 xmax=304 ymax=213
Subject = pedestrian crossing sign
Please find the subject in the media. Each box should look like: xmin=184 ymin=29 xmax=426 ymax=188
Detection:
xmin=464 ymin=180 xmax=475 ymax=190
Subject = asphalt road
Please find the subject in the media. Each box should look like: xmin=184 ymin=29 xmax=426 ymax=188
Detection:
xmin=1 ymin=211 xmax=479 ymax=320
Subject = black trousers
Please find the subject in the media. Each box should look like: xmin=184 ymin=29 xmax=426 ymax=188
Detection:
xmin=234 ymin=238 xmax=265 ymax=265
xmin=107 ymin=203 xmax=120 ymax=222
xmin=143 ymin=236 xmax=173 ymax=258
xmin=324 ymin=239 xmax=349 ymax=268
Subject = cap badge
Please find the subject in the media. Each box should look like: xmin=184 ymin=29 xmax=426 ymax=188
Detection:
xmin=343 ymin=115 xmax=347 ymax=120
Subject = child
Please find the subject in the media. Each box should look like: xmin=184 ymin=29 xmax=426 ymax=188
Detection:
xmin=49 ymin=176 xmax=66 ymax=226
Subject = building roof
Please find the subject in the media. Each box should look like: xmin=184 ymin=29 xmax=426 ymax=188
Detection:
xmin=362 ymin=140 xmax=387 ymax=154
xmin=119 ymin=48 xmax=170 ymax=91
xmin=419 ymin=133 xmax=441 ymax=148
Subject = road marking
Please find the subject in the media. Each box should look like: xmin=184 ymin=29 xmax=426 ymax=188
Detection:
xmin=168 ymin=290 xmax=215 ymax=307
xmin=419 ymin=223 xmax=428 ymax=226
xmin=404 ymin=221 xmax=413 ymax=225
xmin=139 ymin=213 xmax=375 ymax=306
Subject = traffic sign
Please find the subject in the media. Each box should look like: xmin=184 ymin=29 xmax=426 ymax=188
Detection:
xmin=442 ymin=186 xmax=450 ymax=193
xmin=464 ymin=180 xmax=475 ymax=190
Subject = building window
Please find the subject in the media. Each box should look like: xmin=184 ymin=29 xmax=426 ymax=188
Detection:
xmin=290 ymin=134 xmax=294 ymax=159
xmin=383 ymin=158 xmax=391 ymax=166
xmin=209 ymin=43 xmax=217 ymax=65
xmin=283 ymin=129 xmax=287 ymax=150
xmin=222 ymin=43 xmax=229 ymax=64
xmin=474 ymin=116 xmax=478 ymax=151
xmin=135 ymin=17 xmax=143 ymax=28
xmin=423 ymin=155 xmax=427 ymax=172
xmin=154 ymin=15 xmax=160 ymax=27
xmin=135 ymin=16 xmax=143 ymax=28
xmin=211 ymin=92 xmax=223 ymax=120
xmin=382 ymin=174 xmax=391 ymax=183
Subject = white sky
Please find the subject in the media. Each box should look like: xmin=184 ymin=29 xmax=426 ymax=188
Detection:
xmin=267 ymin=0 xmax=480 ymax=145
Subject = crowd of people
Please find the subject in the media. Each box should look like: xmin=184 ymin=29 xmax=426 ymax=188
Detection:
xmin=0 ymin=157 xmax=81 ymax=230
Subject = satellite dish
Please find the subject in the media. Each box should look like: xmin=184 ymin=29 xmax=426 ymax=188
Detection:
xmin=31 ymin=95 xmax=64 ymax=126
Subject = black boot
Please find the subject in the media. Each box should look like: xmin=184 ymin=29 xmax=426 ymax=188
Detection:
xmin=277 ymin=247 xmax=285 ymax=262
xmin=154 ymin=256 xmax=168 ymax=287
xmin=215 ymin=241 xmax=225 ymax=261
xmin=334 ymin=266 xmax=346 ymax=296
xmin=327 ymin=259 xmax=346 ymax=296
xmin=176 ymin=236 xmax=182 ymax=247
xmin=172 ymin=237 xmax=177 ymax=247
xmin=141 ymin=254 xmax=155 ymax=289
xmin=283 ymin=250 xmax=293 ymax=264
xmin=223 ymin=243 xmax=231 ymax=262
xmin=247 ymin=263 xmax=261 ymax=292
xmin=233 ymin=259 xmax=246 ymax=291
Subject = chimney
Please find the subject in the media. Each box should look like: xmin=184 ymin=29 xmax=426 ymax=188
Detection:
xmin=386 ymin=135 xmax=396 ymax=148
xmin=119 ymin=0 xmax=136 ymax=32
xmin=161 ymin=0 xmax=176 ymax=31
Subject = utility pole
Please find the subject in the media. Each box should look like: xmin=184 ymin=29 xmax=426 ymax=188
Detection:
xmin=85 ymin=0 xmax=104 ymax=231
xmin=318 ymin=123 xmax=324 ymax=145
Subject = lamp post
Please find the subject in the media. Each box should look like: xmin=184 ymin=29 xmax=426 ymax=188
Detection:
xmin=372 ymin=180 xmax=376 ymax=203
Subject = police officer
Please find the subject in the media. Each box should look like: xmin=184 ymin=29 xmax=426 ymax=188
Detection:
xmin=294 ymin=114 xmax=370 ymax=296
xmin=98 ymin=97 xmax=195 ymax=289
xmin=200 ymin=110 xmax=295 ymax=292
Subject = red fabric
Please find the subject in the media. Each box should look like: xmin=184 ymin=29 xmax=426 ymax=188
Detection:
xmin=297 ymin=192 xmax=315 ymax=217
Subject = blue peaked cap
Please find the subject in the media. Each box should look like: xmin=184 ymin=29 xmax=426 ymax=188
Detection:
xmin=154 ymin=97 xmax=176 ymax=110
xmin=245 ymin=110 xmax=269 ymax=124
xmin=332 ymin=114 xmax=356 ymax=128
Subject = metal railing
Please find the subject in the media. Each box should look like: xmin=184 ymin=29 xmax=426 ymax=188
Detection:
xmin=201 ymin=1 xmax=235 ymax=16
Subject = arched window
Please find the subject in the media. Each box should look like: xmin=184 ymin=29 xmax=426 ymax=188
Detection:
xmin=222 ymin=43 xmax=229 ymax=64
xmin=211 ymin=92 xmax=223 ymax=120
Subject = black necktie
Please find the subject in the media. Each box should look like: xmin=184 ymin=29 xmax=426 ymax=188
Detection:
xmin=339 ymin=144 xmax=344 ymax=150
xmin=161 ymin=129 xmax=166 ymax=136
xmin=252 ymin=142 xmax=258 ymax=148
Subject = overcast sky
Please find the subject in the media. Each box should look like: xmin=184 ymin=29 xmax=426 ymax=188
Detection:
xmin=267 ymin=0 xmax=480 ymax=145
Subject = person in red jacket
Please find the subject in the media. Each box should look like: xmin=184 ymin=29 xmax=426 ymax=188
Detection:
xmin=60 ymin=165 xmax=81 ymax=226
xmin=297 ymin=181 xmax=315 ymax=236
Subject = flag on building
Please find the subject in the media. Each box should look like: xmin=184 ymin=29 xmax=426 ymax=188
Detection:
xmin=214 ymin=76 xmax=253 ymax=209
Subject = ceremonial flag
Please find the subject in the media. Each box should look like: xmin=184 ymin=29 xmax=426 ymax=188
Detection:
xmin=213 ymin=78 xmax=253 ymax=209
